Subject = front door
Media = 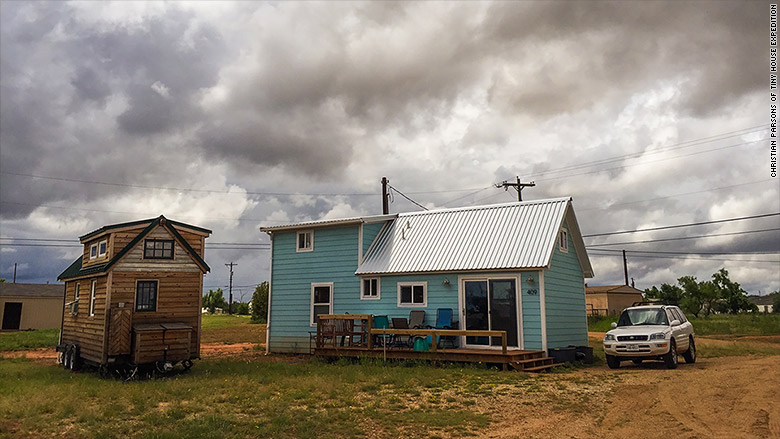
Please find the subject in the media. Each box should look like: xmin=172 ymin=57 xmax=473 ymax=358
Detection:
xmin=2 ymin=302 xmax=23 ymax=330
xmin=463 ymin=279 xmax=519 ymax=348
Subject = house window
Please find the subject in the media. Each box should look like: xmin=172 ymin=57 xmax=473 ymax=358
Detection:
xmin=90 ymin=244 xmax=98 ymax=259
xmin=71 ymin=283 xmax=80 ymax=315
xmin=136 ymin=281 xmax=158 ymax=312
xmin=310 ymin=283 xmax=333 ymax=326
xmin=559 ymin=228 xmax=569 ymax=253
xmin=361 ymin=278 xmax=380 ymax=300
xmin=98 ymin=240 xmax=107 ymax=258
xmin=398 ymin=282 xmax=427 ymax=307
xmin=88 ymin=280 xmax=97 ymax=317
xmin=144 ymin=239 xmax=174 ymax=259
xmin=297 ymin=230 xmax=313 ymax=252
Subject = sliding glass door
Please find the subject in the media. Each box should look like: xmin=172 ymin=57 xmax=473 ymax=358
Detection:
xmin=463 ymin=278 xmax=519 ymax=348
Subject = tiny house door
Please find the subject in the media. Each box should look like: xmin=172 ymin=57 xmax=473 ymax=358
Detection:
xmin=2 ymin=302 xmax=22 ymax=330
xmin=462 ymin=279 xmax=519 ymax=348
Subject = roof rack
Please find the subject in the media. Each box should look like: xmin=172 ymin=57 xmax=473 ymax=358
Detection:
xmin=631 ymin=301 xmax=663 ymax=307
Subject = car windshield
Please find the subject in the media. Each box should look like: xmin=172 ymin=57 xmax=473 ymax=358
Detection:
xmin=617 ymin=309 xmax=669 ymax=327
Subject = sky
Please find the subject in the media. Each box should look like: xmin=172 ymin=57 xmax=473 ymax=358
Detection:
xmin=1 ymin=1 xmax=778 ymax=298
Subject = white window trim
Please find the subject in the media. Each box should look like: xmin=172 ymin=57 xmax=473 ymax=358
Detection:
xmin=457 ymin=274 xmax=523 ymax=350
xmin=397 ymin=281 xmax=427 ymax=307
xmin=559 ymin=228 xmax=569 ymax=253
xmin=310 ymin=282 xmax=333 ymax=327
xmin=88 ymin=280 xmax=97 ymax=317
xmin=98 ymin=240 xmax=107 ymax=258
xmin=90 ymin=243 xmax=98 ymax=259
xmin=360 ymin=277 xmax=381 ymax=300
xmin=297 ymin=230 xmax=314 ymax=253
xmin=135 ymin=279 xmax=159 ymax=313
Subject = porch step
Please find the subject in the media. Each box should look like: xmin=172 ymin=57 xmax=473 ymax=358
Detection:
xmin=508 ymin=356 xmax=561 ymax=373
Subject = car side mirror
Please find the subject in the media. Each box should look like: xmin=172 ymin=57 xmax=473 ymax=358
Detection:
xmin=670 ymin=319 xmax=681 ymax=326
xmin=610 ymin=322 xmax=617 ymax=329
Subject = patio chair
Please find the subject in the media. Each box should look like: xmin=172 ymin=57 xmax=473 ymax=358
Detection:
xmin=391 ymin=317 xmax=412 ymax=348
xmin=409 ymin=310 xmax=426 ymax=329
xmin=429 ymin=308 xmax=459 ymax=349
xmin=372 ymin=315 xmax=393 ymax=347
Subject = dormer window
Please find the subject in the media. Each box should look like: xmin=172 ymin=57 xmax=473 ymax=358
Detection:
xmin=559 ymin=228 xmax=569 ymax=253
xmin=144 ymin=239 xmax=174 ymax=259
xmin=297 ymin=230 xmax=313 ymax=252
xmin=98 ymin=240 xmax=107 ymax=258
xmin=90 ymin=244 xmax=98 ymax=259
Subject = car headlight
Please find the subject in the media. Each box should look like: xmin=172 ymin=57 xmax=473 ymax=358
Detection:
xmin=649 ymin=332 xmax=667 ymax=340
xmin=604 ymin=334 xmax=616 ymax=341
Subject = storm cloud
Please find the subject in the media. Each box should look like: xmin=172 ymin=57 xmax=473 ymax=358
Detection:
xmin=0 ymin=1 xmax=777 ymax=294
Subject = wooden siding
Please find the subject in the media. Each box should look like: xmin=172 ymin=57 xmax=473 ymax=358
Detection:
xmin=113 ymin=226 xmax=202 ymax=273
xmin=544 ymin=220 xmax=588 ymax=348
xmin=110 ymin=225 xmax=148 ymax=260
xmin=61 ymin=277 xmax=109 ymax=363
xmin=81 ymin=236 xmax=112 ymax=268
xmin=110 ymin=271 xmax=202 ymax=356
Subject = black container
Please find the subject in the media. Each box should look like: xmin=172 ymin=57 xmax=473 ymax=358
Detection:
xmin=573 ymin=345 xmax=594 ymax=364
xmin=549 ymin=346 xmax=577 ymax=363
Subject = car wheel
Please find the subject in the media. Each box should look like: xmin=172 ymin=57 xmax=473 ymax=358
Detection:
xmin=664 ymin=340 xmax=678 ymax=369
xmin=606 ymin=354 xmax=621 ymax=369
xmin=682 ymin=336 xmax=696 ymax=364
xmin=632 ymin=359 xmax=643 ymax=365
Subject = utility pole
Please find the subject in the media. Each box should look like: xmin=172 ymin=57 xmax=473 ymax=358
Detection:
xmin=225 ymin=262 xmax=237 ymax=314
xmin=13 ymin=263 xmax=17 ymax=283
xmin=622 ymin=250 xmax=629 ymax=286
xmin=496 ymin=176 xmax=536 ymax=201
xmin=381 ymin=176 xmax=389 ymax=214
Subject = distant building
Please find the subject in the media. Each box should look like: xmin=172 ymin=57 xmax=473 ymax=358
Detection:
xmin=585 ymin=284 xmax=644 ymax=316
xmin=1 ymin=283 xmax=65 ymax=330
xmin=747 ymin=295 xmax=774 ymax=313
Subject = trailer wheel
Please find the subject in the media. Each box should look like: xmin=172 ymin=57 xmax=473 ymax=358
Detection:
xmin=67 ymin=345 xmax=80 ymax=371
xmin=182 ymin=360 xmax=193 ymax=371
xmin=62 ymin=345 xmax=72 ymax=370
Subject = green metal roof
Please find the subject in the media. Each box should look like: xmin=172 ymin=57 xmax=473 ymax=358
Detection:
xmin=59 ymin=216 xmax=210 ymax=280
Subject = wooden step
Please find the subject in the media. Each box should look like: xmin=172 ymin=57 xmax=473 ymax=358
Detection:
xmin=523 ymin=362 xmax=564 ymax=373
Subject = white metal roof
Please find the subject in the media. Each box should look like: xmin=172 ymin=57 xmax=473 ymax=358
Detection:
xmin=356 ymin=197 xmax=593 ymax=277
xmin=260 ymin=214 xmax=397 ymax=232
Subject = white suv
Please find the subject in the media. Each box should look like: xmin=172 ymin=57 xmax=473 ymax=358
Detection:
xmin=603 ymin=305 xmax=696 ymax=369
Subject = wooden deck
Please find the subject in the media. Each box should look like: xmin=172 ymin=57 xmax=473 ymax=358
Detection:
xmin=313 ymin=314 xmax=561 ymax=372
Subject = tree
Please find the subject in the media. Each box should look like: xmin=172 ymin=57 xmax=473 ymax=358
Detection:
xmin=678 ymin=276 xmax=718 ymax=318
xmin=251 ymin=281 xmax=269 ymax=323
xmin=231 ymin=302 xmax=250 ymax=315
xmin=644 ymin=283 xmax=683 ymax=306
xmin=0 ymin=278 xmax=5 ymax=283
xmin=771 ymin=292 xmax=780 ymax=314
xmin=711 ymin=268 xmax=757 ymax=314
xmin=203 ymin=288 xmax=228 ymax=314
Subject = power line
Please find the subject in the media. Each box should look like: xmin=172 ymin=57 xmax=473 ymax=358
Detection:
xmin=525 ymin=125 xmax=767 ymax=179
xmin=0 ymin=237 xmax=269 ymax=246
xmin=587 ymin=252 xmax=779 ymax=264
xmin=584 ymin=227 xmax=780 ymax=247
xmin=583 ymin=213 xmax=780 ymax=238
xmin=387 ymin=184 xmax=428 ymax=211
xmin=587 ymin=248 xmax=780 ymax=256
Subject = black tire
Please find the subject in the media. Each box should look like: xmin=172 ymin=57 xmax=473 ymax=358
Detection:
xmin=606 ymin=354 xmax=621 ymax=369
xmin=682 ymin=336 xmax=696 ymax=364
xmin=632 ymin=359 xmax=643 ymax=365
xmin=62 ymin=346 xmax=72 ymax=370
xmin=182 ymin=360 xmax=193 ymax=371
xmin=67 ymin=346 xmax=80 ymax=371
xmin=664 ymin=340 xmax=678 ymax=369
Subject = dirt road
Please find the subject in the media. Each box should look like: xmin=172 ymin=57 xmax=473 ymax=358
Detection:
xmin=480 ymin=353 xmax=780 ymax=439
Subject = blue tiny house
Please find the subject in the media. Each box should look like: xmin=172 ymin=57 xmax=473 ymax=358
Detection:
xmin=260 ymin=198 xmax=593 ymax=354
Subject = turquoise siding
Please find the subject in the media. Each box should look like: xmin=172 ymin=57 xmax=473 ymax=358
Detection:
xmin=520 ymin=271 xmax=543 ymax=350
xmin=544 ymin=220 xmax=588 ymax=348
xmin=362 ymin=222 xmax=386 ymax=256
xmin=269 ymin=225 xmax=362 ymax=353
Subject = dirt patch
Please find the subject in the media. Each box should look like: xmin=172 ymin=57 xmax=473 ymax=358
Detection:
xmin=0 ymin=347 xmax=57 ymax=363
xmin=476 ymin=355 xmax=780 ymax=439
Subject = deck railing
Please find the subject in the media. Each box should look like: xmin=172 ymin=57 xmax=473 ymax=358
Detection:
xmin=314 ymin=314 xmax=508 ymax=355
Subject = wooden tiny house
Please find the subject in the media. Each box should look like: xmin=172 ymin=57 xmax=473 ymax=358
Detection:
xmin=57 ymin=216 xmax=211 ymax=373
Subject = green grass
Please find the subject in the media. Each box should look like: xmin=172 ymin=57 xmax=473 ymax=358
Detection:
xmin=0 ymin=328 xmax=59 ymax=351
xmin=200 ymin=314 xmax=252 ymax=330
xmin=0 ymin=358 xmax=498 ymax=439
xmin=588 ymin=313 xmax=780 ymax=336
xmin=688 ymin=314 xmax=780 ymax=336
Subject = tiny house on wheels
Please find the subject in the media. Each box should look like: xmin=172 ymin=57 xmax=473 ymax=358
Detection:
xmin=57 ymin=216 xmax=211 ymax=375
xmin=260 ymin=197 xmax=594 ymax=356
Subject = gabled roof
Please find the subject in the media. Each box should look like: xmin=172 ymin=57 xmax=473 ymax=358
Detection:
xmin=58 ymin=215 xmax=210 ymax=281
xmin=0 ymin=283 xmax=65 ymax=298
xmin=586 ymin=285 xmax=643 ymax=295
xmin=80 ymin=216 xmax=211 ymax=241
xmin=356 ymin=197 xmax=594 ymax=277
